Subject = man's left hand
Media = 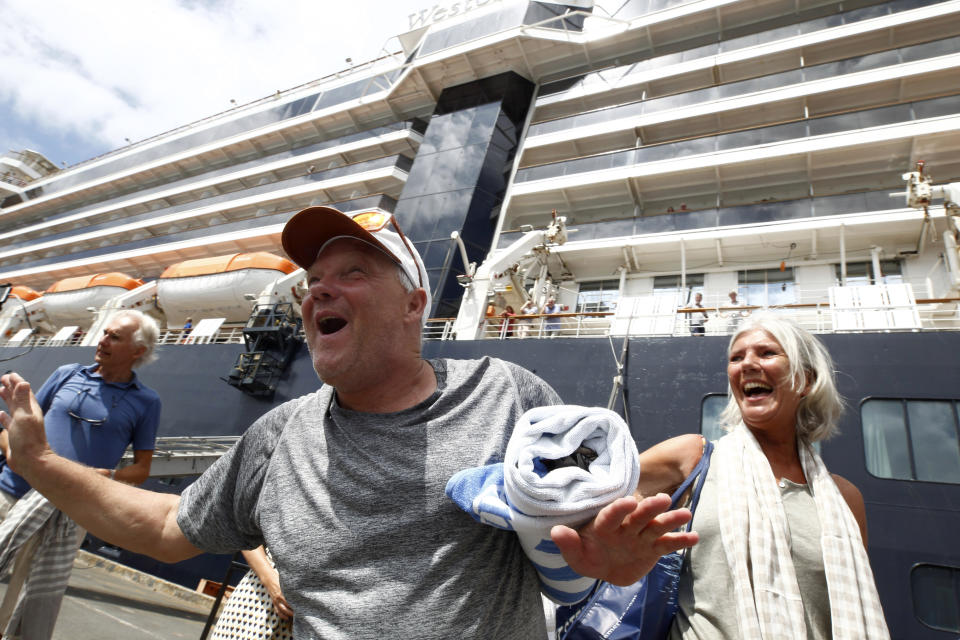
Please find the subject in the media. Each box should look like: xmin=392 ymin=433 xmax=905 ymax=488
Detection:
xmin=550 ymin=493 xmax=698 ymax=587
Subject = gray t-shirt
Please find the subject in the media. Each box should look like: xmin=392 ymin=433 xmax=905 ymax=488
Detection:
xmin=178 ymin=357 xmax=561 ymax=639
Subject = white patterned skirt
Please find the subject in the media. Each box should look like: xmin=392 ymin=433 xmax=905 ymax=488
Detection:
xmin=209 ymin=568 xmax=293 ymax=640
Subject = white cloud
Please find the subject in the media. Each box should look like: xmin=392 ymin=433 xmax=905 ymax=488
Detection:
xmin=0 ymin=0 xmax=415 ymax=163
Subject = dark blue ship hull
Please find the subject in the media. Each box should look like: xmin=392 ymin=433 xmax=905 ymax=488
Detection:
xmin=2 ymin=331 xmax=958 ymax=638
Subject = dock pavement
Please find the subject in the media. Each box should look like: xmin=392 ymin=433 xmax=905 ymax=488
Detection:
xmin=0 ymin=550 xmax=216 ymax=639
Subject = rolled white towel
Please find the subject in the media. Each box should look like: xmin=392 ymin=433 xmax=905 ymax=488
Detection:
xmin=446 ymin=405 xmax=640 ymax=604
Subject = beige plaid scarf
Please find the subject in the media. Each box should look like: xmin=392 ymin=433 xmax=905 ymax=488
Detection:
xmin=715 ymin=423 xmax=890 ymax=640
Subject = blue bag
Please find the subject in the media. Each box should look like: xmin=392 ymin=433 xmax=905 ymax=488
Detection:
xmin=556 ymin=440 xmax=714 ymax=640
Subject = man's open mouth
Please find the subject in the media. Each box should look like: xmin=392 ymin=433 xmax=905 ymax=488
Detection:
xmin=318 ymin=317 xmax=347 ymax=335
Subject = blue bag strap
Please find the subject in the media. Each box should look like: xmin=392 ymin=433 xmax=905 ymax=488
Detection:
xmin=668 ymin=438 xmax=714 ymax=514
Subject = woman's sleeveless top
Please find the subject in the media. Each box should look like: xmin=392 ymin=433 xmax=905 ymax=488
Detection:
xmin=667 ymin=464 xmax=832 ymax=639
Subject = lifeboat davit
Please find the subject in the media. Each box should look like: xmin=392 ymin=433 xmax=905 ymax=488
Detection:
xmin=157 ymin=252 xmax=298 ymax=327
xmin=44 ymin=273 xmax=144 ymax=326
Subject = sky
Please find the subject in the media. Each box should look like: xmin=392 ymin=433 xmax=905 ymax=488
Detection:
xmin=0 ymin=0 xmax=421 ymax=169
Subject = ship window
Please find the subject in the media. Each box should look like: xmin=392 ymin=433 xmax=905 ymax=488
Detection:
xmin=576 ymin=280 xmax=620 ymax=313
xmin=911 ymin=564 xmax=960 ymax=632
xmin=653 ymin=274 xmax=704 ymax=302
xmin=836 ymin=261 xmax=902 ymax=286
xmin=703 ymin=392 xmax=820 ymax=452
xmin=861 ymin=399 xmax=960 ymax=483
xmin=738 ymin=268 xmax=795 ymax=307
xmin=700 ymin=394 xmax=727 ymax=442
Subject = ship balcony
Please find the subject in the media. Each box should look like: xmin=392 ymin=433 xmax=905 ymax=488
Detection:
xmin=506 ymin=95 xmax=960 ymax=229
xmin=421 ymin=286 xmax=960 ymax=340
xmin=0 ymin=194 xmax=397 ymax=289
xmin=2 ymin=121 xmax=423 ymax=227
xmin=1 ymin=147 xmax=414 ymax=248
xmin=522 ymin=39 xmax=960 ymax=166
xmin=0 ymin=156 xmax=411 ymax=273
xmin=534 ymin=0 xmax=960 ymax=122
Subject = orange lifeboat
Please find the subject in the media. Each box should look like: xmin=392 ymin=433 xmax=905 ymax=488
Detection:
xmin=9 ymin=285 xmax=42 ymax=302
xmin=46 ymin=272 xmax=144 ymax=294
xmin=157 ymin=252 xmax=298 ymax=326
xmin=43 ymin=272 xmax=144 ymax=326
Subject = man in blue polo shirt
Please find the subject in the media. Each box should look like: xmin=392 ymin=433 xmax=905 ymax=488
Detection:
xmin=0 ymin=309 xmax=161 ymax=629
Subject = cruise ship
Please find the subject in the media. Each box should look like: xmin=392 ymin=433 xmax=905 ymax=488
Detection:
xmin=2 ymin=0 xmax=959 ymax=636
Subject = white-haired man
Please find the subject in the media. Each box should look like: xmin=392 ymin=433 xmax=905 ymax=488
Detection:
xmin=0 ymin=208 xmax=695 ymax=639
xmin=0 ymin=309 xmax=161 ymax=634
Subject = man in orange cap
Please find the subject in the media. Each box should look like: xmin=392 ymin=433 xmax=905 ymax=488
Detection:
xmin=0 ymin=206 xmax=696 ymax=639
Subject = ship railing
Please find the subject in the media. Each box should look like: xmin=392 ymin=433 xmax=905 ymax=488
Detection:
xmin=6 ymin=298 xmax=960 ymax=349
xmin=422 ymin=312 xmax=613 ymax=341
xmin=417 ymin=298 xmax=960 ymax=341
xmin=484 ymin=312 xmax=611 ymax=339
xmin=155 ymin=326 xmax=248 ymax=345
xmin=423 ymin=318 xmax=457 ymax=341
xmin=675 ymin=297 xmax=960 ymax=335
xmin=120 ymin=436 xmax=241 ymax=478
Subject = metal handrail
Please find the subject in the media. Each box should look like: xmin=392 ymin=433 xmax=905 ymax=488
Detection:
xmin=5 ymin=296 xmax=959 ymax=350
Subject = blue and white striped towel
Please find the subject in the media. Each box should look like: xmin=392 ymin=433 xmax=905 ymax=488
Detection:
xmin=445 ymin=405 xmax=640 ymax=605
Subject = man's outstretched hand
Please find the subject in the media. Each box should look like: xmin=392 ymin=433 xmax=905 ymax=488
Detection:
xmin=0 ymin=372 xmax=51 ymax=476
xmin=551 ymin=493 xmax=698 ymax=586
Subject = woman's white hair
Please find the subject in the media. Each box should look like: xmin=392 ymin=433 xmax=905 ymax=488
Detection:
xmin=718 ymin=312 xmax=844 ymax=444
xmin=111 ymin=310 xmax=160 ymax=368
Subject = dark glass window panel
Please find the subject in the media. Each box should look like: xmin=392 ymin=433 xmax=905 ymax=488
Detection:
xmin=906 ymin=401 xmax=960 ymax=483
xmin=813 ymin=192 xmax=869 ymax=216
xmin=577 ymin=279 xmax=621 ymax=312
xmin=835 ymin=260 xmax=903 ymax=285
xmin=654 ymin=274 xmax=704 ymax=289
xmin=314 ymin=79 xmax=368 ymax=111
xmin=844 ymin=2 xmax=894 ymax=22
xmin=862 ymin=399 xmax=913 ymax=480
xmin=738 ymin=268 xmax=795 ymax=306
xmin=673 ymin=209 xmax=718 ymax=231
xmin=584 ymin=217 xmax=636 ymax=240
xmin=911 ymin=565 xmax=960 ymax=632
xmin=902 ymin=35 xmax=960 ymax=62
xmin=701 ymin=394 xmax=728 ymax=443
xmin=419 ymin=4 xmax=526 ymax=56
xmin=913 ymin=95 xmax=960 ymax=119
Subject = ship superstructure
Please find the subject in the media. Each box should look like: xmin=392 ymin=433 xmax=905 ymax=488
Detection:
xmin=2 ymin=1 xmax=960 ymax=636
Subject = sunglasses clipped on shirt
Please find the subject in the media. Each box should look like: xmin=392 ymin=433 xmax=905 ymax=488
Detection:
xmin=66 ymin=388 xmax=105 ymax=426
xmin=349 ymin=211 xmax=423 ymax=289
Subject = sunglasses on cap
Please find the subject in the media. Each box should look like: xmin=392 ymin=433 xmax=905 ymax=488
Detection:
xmin=350 ymin=211 xmax=423 ymax=289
